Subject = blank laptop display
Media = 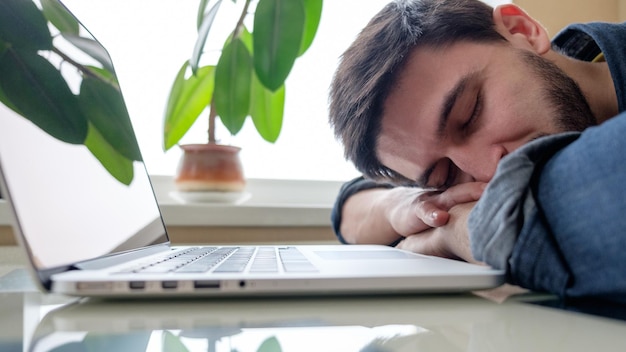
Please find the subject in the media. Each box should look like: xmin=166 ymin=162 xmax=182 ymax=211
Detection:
xmin=0 ymin=0 xmax=504 ymax=298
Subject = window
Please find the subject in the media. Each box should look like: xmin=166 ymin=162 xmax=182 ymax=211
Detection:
xmin=61 ymin=0 xmax=508 ymax=182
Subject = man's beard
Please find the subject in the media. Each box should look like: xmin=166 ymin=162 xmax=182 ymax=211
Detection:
xmin=521 ymin=50 xmax=597 ymax=132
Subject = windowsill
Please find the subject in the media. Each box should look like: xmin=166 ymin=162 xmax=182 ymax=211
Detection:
xmin=154 ymin=175 xmax=342 ymax=227
xmin=0 ymin=176 xmax=343 ymax=227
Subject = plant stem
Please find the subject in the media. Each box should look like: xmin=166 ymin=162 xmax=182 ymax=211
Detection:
xmin=232 ymin=0 xmax=253 ymax=39
xmin=208 ymin=98 xmax=217 ymax=144
xmin=52 ymin=47 xmax=97 ymax=80
xmin=208 ymin=0 xmax=252 ymax=144
xmin=51 ymin=46 xmax=120 ymax=90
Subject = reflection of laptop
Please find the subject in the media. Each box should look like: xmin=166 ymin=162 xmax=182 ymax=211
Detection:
xmin=29 ymin=295 xmax=625 ymax=352
xmin=0 ymin=0 xmax=504 ymax=298
xmin=29 ymin=295 xmax=503 ymax=352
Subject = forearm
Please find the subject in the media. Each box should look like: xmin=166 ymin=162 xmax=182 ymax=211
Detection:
xmin=335 ymin=180 xmax=486 ymax=246
xmin=339 ymin=188 xmax=403 ymax=245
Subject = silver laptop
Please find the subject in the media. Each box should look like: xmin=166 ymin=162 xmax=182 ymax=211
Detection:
xmin=0 ymin=0 xmax=504 ymax=298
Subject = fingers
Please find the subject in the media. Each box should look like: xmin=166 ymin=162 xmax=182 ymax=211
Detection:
xmin=419 ymin=182 xmax=486 ymax=213
xmin=410 ymin=182 xmax=485 ymax=228
xmin=388 ymin=182 xmax=487 ymax=236
xmin=436 ymin=182 xmax=487 ymax=209
xmin=396 ymin=229 xmax=453 ymax=259
xmin=397 ymin=202 xmax=481 ymax=264
xmin=415 ymin=201 xmax=450 ymax=228
xmin=386 ymin=188 xmax=443 ymax=236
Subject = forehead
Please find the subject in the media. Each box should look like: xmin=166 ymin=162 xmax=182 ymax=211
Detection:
xmin=376 ymin=41 xmax=494 ymax=181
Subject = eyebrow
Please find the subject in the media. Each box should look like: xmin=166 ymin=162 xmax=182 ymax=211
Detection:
xmin=436 ymin=71 xmax=478 ymax=138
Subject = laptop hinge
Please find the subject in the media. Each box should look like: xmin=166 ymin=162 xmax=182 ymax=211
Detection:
xmin=73 ymin=243 xmax=171 ymax=270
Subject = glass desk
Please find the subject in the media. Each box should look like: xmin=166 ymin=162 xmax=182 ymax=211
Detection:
xmin=1 ymin=247 xmax=626 ymax=352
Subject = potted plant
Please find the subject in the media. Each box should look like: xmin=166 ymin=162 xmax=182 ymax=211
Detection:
xmin=163 ymin=0 xmax=323 ymax=195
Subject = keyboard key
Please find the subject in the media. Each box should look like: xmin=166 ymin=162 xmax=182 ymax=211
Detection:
xmin=116 ymin=246 xmax=318 ymax=275
xmin=213 ymin=247 xmax=255 ymax=273
xmin=249 ymin=247 xmax=279 ymax=272
xmin=176 ymin=247 xmax=237 ymax=273
xmin=279 ymin=247 xmax=318 ymax=273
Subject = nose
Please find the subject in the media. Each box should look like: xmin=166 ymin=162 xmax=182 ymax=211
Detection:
xmin=449 ymin=144 xmax=507 ymax=183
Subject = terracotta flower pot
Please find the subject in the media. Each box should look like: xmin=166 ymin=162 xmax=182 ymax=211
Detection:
xmin=174 ymin=144 xmax=245 ymax=192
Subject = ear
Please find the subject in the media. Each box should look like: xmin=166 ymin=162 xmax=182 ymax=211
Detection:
xmin=492 ymin=4 xmax=551 ymax=55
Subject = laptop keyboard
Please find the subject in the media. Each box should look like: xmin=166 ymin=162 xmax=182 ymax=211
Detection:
xmin=117 ymin=246 xmax=317 ymax=274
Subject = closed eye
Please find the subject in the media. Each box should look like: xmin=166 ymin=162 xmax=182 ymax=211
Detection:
xmin=462 ymin=89 xmax=482 ymax=133
xmin=428 ymin=159 xmax=458 ymax=190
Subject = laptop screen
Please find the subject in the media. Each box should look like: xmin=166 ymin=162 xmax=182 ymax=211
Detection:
xmin=0 ymin=0 xmax=168 ymax=270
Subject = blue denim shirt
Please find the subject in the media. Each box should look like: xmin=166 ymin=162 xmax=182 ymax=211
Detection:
xmin=470 ymin=113 xmax=626 ymax=304
xmin=469 ymin=22 xmax=626 ymax=303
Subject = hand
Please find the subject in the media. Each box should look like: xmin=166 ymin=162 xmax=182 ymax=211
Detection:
xmin=339 ymin=181 xmax=485 ymax=245
xmin=395 ymin=202 xmax=480 ymax=263
xmin=386 ymin=182 xmax=486 ymax=237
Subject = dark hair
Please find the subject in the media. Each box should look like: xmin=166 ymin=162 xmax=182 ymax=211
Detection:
xmin=328 ymin=0 xmax=506 ymax=184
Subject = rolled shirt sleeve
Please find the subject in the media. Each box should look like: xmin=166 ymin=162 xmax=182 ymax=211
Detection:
xmin=468 ymin=132 xmax=581 ymax=293
xmin=469 ymin=113 xmax=626 ymax=303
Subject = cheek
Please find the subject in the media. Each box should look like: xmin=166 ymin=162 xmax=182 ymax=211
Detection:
xmin=487 ymin=71 xmax=558 ymax=134
xmin=479 ymin=97 xmax=545 ymax=145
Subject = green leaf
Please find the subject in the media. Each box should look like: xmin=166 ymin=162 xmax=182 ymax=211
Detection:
xmin=190 ymin=0 xmax=223 ymax=75
xmin=257 ymin=336 xmax=282 ymax=352
xmin=214 ymin=38 xmax=252 ymax=135
xmin=79 ymin=75 xmax=142 ymax=161
xmin=250 ymin=72 xmax=284 ymax=143
xmin=84 ymin=122 xmax=134 ymax=186
xmin=0 ymin=41 xmax=19 ymax=113
xmin=162 ymin=331 xmax=190 ymax=352
xmin=0 ymin=49 xmax=87 ymax=144
xmin=237 ymin=26 xmax=253 ymax=54
xmin=0 ymin=83 xmax=19 ymax=114
xmin=41 ymin=0 xmax=79 ymax=35
xmin=62 ymin=33 xmax=115 ymax=73
xmin=0 ymin=39 xmax=8 ymax=56
xmin=197 ymin=0 xmax=211 ymax=30
xmin=0 ymin=0 xmax=53 ymax=51
xmin=163 ymin=62 xmax=215 ymax=150
xmin=298 ymin=0 xmax=323 ymax=56
xmin=253 ymin=0 xmax=305 ymax=91
xmin=83 ymin=65 xmax=120 ymax=90
xmin=224 ymin=25 xmax=252 ymax=52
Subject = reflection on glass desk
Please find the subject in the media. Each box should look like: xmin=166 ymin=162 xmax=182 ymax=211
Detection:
xmin=0 ymin=288 xmax=624 ymax=352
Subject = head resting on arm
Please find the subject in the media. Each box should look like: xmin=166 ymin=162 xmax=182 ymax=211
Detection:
xmin=328 ymin=0 xmax=506 ymax=185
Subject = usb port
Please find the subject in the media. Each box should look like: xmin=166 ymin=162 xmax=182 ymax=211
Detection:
xmin=162 ymin=281 xmax=178 ymax=289
xmin=129 ymin=281 xmax=145 ymax=290
xmin=194 ymin=280 xmax=220 ymax=289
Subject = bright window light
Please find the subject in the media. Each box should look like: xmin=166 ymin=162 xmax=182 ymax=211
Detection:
xmin=60 ymin=0 xmax=509 ymax=182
